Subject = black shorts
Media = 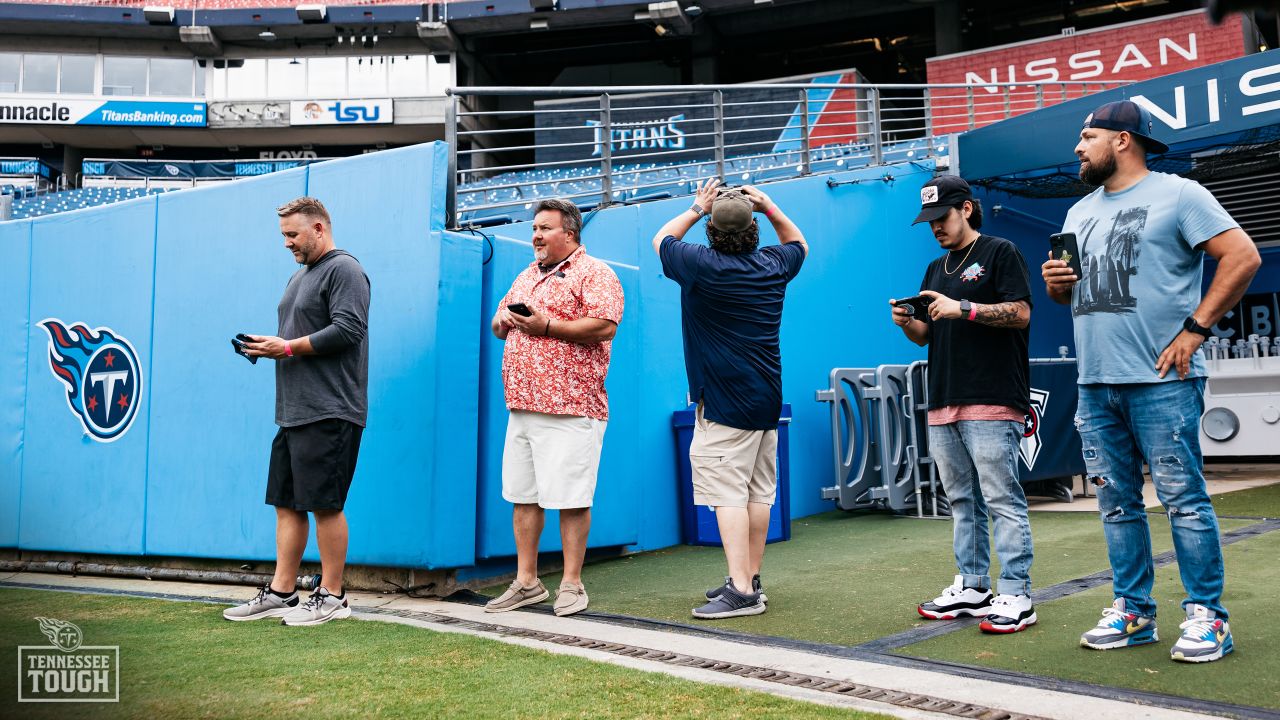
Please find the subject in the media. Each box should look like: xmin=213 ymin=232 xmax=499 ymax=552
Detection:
xmin=266 ymin=418 xmax=364 ymax=512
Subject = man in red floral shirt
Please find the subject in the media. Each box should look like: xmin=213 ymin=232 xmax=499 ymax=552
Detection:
xmin=486 ymin=198 xmax=624 ymax=617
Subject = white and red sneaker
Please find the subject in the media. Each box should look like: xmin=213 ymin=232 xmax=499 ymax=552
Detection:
xmin=918 ymin=575 xmax=993 ymax=620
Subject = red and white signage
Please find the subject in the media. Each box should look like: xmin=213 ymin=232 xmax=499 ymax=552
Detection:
xmin=926 ymin=10 xmax=1246 ymax=134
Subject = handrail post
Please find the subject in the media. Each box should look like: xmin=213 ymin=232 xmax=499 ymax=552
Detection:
xmin=966 ymin=85 xmax=975 ymax=129
xmin=713 ymin=89 xmax=725 ymax=180
xmin=1003 ymin=84 xmax=1011 ymax=119
xmin=869 ymin=86 xmax=883 ymax=166
xmin=922 ymin=87 xmax=933 ymax=142
xmin=800 ymin=89 xmax=812 ymax=175
xmin=600 ymin=93 xmax=613 ymax=206
xmin=445 ymin=93 xmax=458 ymax=228
xmin=1035 ymin=83 xmax=1044 ymax=109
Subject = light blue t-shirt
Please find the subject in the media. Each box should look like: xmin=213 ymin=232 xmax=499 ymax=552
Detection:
xmin=1063 ymin=172 xmax=1238 ymax=384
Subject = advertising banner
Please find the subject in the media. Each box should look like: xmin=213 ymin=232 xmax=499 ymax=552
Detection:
xmin=0 ymin=97 xmax=206 ymax=127
xmin=289 ymin=99 xmax=392 ymax=125
xmin=532 ymin=71 xmax=867 ymax=167
xmin=926 ymin=10 xmax=1245 ymax=134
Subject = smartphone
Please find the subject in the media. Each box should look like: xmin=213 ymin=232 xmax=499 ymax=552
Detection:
xmin=230 ymin=337 xmax=258 ymax=364
xmin=1049 ymin=232 xmax=1082 ymax=278
xmin=507 ymin=303 xmax=533 ymax=317
xmin=893 ymin=295 xmax=933 ymax=318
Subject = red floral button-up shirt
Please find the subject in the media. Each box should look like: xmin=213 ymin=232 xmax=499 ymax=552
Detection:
xmin=500 ymin=245 xmax=624 ymax=421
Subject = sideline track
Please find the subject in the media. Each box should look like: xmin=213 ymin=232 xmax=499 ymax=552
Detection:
xmin=1 ymin=570 xmax=1269 ymax=720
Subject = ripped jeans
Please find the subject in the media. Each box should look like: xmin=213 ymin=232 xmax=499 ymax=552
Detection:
xmin=1076 ymin=379 xmax=1226 ymax=619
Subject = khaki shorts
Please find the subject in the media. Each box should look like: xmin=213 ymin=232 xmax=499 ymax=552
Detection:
xmin=502 ymin=409 xmax=606 ymax=509
xmin=689 ymin=404 xmax=777 ymax=508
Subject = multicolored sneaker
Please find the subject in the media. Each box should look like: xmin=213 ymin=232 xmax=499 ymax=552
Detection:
xmin=979 ymin=594 xmax=1037 ymax=634
xmin=1080 ymin=598 xmax=1157 ymax=650
xmin=1171 ymin=604 xmax=1233 ymax=663
xmin=918 ymin=575 xmax=992 ymax=620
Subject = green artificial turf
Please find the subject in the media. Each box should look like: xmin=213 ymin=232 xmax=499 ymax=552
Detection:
xmin=0 ymin=588 xmax=892 ymax=720
xmin=897 ymin=528 xmax=1280 ymax=709
xmin=1206 ymin=481 xmax=1280 ymax=518
xmin=482 ymin=510 xmax=1255 ymax=647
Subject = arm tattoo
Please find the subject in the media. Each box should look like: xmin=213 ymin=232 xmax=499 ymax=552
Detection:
xmin=975 ymin=301 xmax=1029 ymax=328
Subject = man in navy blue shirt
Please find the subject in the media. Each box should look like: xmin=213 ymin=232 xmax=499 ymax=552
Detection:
xmin=653 ymin=179 xmax=807 ymax=619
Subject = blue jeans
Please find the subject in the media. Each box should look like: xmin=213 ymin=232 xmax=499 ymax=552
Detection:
xmin=1075 ymin=379 xmax=1226 ymax=619
xmin=928 ymin=420 xmax=1034 ymax=597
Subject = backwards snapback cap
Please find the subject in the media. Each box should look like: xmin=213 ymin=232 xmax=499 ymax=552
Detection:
xmin=1082 ymin=100 xmax=1169 ymax=154
xmin=912 ymin=175 xmax=973 ymax=225
xmin=710 ymin=188 xmax=755 ymax=232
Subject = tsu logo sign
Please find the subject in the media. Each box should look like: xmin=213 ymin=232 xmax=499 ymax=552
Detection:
xmin=1020 ymin=387 xmax=1050 ymax=470
xmin=38 ymin=319 xmax=144 ymax=443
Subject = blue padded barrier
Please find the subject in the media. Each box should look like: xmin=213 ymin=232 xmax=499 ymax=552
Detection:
xmin=21 ymin=198 xmax=159 ymax=554
xmin=0 ymin=221 xmax=30 ymax=546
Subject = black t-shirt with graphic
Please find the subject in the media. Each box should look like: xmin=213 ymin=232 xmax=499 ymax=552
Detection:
xmin=918 ymin=234 xmax=1031 ymax=414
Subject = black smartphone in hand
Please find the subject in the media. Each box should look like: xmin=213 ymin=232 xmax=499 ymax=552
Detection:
xmin=1049 ymin=232 xmax=1082 ymax=278
xmin=231 ymin=336 xmax=258 ymax=364
xmin=893 ymin=295 xmax=933 ymax=318
xmin=507 ymin=303 xmax=533 ymax=317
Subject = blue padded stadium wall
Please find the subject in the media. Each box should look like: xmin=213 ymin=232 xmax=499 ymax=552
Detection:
xmin=7 ymin=143 xmax=485 ymax=569
xmin=3 ymin=148 xmax=948 ymax=570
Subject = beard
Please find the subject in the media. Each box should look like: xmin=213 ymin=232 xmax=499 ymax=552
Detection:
xmin=1078 ymin=151 xmax=1117 ymax=186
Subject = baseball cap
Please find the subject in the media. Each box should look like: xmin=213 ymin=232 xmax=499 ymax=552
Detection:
xmin=710 ymin=188 xmax=754 ymax=232
xmin=912 ymin=175 xmax=973 ymax=225
xmin=1082 ymin=100 xmax=1169 ymax=154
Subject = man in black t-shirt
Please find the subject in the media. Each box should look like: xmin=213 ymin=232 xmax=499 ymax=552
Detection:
xmin=890 ymin=175 xmax=1036 ymax=634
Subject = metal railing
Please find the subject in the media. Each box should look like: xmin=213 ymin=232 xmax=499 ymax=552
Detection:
xmin=444 ymin=79 xmax=1125 ymax=228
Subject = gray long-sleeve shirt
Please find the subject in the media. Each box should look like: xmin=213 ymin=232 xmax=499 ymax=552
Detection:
xmin=275 ymin=249 xmax=370 ymax=427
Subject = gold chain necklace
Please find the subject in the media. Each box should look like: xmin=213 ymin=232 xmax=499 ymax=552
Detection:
xmin=943 ymin=235 xmax=981 ymax=275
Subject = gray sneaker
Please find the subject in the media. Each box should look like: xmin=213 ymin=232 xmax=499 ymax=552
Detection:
xmin=706 ymin=575 xmax=767 ymax=604
xmin=223 ymin=586 xmax=298 ymax=622
xmin=485 ymin=580 xmax=549 ymax=613
xmin=281 ymin=587 xmax=351 ymax=627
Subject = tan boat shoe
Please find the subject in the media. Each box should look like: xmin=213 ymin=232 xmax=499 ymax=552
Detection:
xmin=484 ymin=580 xmax=549 ymax=613
xmin=553 ymin=581 xmax=588 ymax=617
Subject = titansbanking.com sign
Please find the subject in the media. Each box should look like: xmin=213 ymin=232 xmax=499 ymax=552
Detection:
xmin=18 ymin=617 xmax=119 ymax=703
xmin=0 ymin=96 xmax=206 ymax=127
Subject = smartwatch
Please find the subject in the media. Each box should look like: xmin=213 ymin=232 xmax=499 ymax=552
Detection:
xmin=1183 ymin=316 xmax=1213 ymax=338
xmin=689 ymin=203 xmax=706 ymax=217
xmin=960 ymin=300 xmax=972 ymax=319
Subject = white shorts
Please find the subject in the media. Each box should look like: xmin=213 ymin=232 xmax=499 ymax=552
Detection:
xmin=502 ymin=409 xmax=607 ymax=509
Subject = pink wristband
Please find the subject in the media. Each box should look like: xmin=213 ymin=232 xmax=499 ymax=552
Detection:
xmin=284 ymin=341 xmax=293 ymax=357
xmin=764 ymin=205 xmax=775 ymax=217
xmin=968 ymin=305 xmax=979 ymax=321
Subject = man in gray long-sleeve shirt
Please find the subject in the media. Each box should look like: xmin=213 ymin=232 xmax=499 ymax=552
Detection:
xmin=223 ymin=196 xmax=370 ymax=627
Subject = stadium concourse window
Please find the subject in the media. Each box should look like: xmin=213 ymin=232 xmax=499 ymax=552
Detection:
xmin=209 ymin=54 xmax=440 ymax=99
xmin=150 ymin=58 xmax=194 ymax=97
xmin=60 ymin=55 xmax=95 ymax=95
xmin=22 ymin=54 xmax=57 ymax=93
xmin=0 ymin=54 xmax=18 ymax=93
xmin=103 ymin=57 xmax=147 ymax=96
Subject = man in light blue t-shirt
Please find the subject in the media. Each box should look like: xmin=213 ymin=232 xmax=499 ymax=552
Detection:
xmin=1042 ymin=101 xmax=1260 ymax=664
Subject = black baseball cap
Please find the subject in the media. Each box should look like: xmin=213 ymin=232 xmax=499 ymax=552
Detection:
xmin=912 ymin=175 xmax=973 ymax=225
xmin=1082 ymin=100 xmax=1169 ymax=154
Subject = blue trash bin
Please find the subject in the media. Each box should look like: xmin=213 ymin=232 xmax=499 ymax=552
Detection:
xmin=672 ymin=404 xmax=792 ymax=547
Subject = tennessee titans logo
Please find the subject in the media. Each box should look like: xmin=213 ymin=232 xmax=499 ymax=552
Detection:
xmin=38 ymin=319 xmax=144 ymax=443
xmin=1019 ymin=388 xmax=1049 ymax=470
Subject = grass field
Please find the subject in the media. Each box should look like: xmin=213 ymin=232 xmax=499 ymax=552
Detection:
xmin=1206 ymin=481 xmax=1280 ymax=518
xmin=0 ymin=588 xmax=892 ymax=720
xmin=899 ymin=527 xmax=1280 ymax=708
xmin=484 ymin=510 xmax=1255 ymax=647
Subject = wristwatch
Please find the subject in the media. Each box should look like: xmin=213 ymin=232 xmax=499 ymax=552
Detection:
xmin=1183 ymin=316 xmax=1213 ymax=338
xmin=689 ymin=202 xmax=706 ymax=217
xmin=959 ymin=300 xmax=972 ymax=319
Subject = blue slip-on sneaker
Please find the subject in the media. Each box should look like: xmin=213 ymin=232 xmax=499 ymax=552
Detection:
xmin=705 ymin=574 xmax=767 ymax=604
xmin=692 ymin=583 xmax=765 ymax=620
